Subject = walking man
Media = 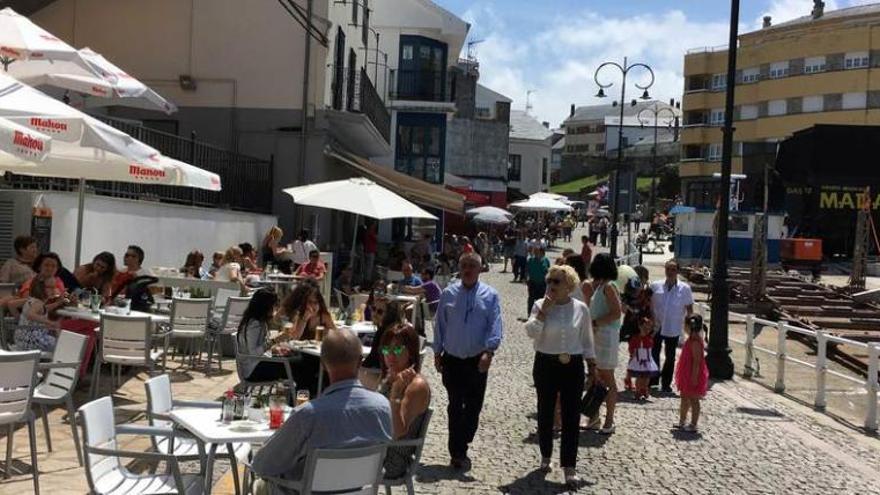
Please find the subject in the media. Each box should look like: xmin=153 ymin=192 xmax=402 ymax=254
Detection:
xmin=650 ymin=260 xmax=694 ymax=392
xmin=433 ymin=252 xmax=503 ymax=471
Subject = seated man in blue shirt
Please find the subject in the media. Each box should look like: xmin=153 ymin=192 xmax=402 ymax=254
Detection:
xmin=251 ymin=328 xmax=392 ymax=494
xmin=398 ymin=261 xmax=422 ymax=287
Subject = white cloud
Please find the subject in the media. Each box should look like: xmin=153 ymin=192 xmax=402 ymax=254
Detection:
xmin=468 ymin=8 xmax=729 ymax=127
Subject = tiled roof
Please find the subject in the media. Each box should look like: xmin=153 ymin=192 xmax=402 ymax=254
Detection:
xmin=509 ymin=110 xmax=553 ymax=141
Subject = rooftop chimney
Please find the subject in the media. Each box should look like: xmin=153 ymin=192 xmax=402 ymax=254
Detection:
xmin=812 ymin=0 xmax=825 ymax=19
xmin=669 ymin=98 xmax=675 ymax=106
xmin=763 ymin=16 xmax=772 ymax=28
xmin=542 ymin=121 xmax=550 ymax=128
xmin=570 ymin=103 xmax=575 ymax=117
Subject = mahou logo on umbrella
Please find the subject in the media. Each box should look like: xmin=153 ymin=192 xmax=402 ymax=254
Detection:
xmin=12 ymin=130 xmax=46 ymax=157
xmin=129 ymin=164 xmax=166 ymax=180
xmin=29 ymin=117 xmax=68 ymax=134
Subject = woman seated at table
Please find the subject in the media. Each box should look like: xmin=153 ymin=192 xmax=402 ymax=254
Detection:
xmin=73 ymin=252 xmax=116 ymax=302
xmin=236 ymin=288 xmax=287 ymax=383
xmin=238 ymin=243 xmax=260 ymax=273
xmin=260 ymin=226 xmax=289 ymax=267
xmin=378 ymin=323 xmax=431 ymax=478
xmin=181 ymin=250 xmax=208 ymax=279
xmin=294 ymin=250 xmax=327 ymax=281
xmin=360 ymin=297 xmax=403 ymax=389
xmin=363 ymin=279 xmax=387 ymax=322
xmin=4 ymin=252 xmax=67 ymax=318
xmin=15 ymin=274 xmax=71 ymax=352
xmin=214 ymin=246 xmax=247 ymax=292
xmin=281 ymin=279 xmax=335 ymax=340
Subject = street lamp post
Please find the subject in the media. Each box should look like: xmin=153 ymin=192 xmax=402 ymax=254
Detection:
xmin=707 ymin=0 xmax=740 ymax=380
xmin=637 ymin=102 xmax=678 ymax=216
xmin=594 ymin=57 xmax=654 ymax=259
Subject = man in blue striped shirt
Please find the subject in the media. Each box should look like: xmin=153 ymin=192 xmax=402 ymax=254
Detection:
xmin=433 ymin=252 xmax=503 ymax=470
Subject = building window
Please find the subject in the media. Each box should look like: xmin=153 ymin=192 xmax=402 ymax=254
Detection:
xmin=768 ymin=99 xmax=787 ymax=116
xmin=395 ymin=113 xmax=445 ymax=184
xmin=769 ymin=61 xmax=790 ymax=79
xmin=742 ymin=68 xmax=760 ymax=84
xmin=542 ymin=158 xmax=548 ymax=185
xmin=362 ymin=0 xmax=369 ymax=46
xmin=804 ymin=56 xmax=826 ymax=74
xmin=710 ymin=109 xmax=725 ymax=126
xmin=707 ymin=143 xmax=723 ymax=162
xmin=711 ymin=74 xmax=726 ymax=91
xmin=352 ymin=0 xmax=359 ymax=24
xmin=508 ymin=154 xmax=522 ymax=182
xmin=843 ymin=92 xmax=867 ymax=110
xmin=802 ymin=95 xmax=823 ymax=112
xmin=739 ymin=105 xmax=758 ymax=120
xmin=845 ymin=51 xmax=870 ymax=69
xmin=595 ymin=143 xmax=605 ymax=152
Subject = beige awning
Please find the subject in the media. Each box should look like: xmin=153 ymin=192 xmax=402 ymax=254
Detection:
xmin=327 ymin=147 xmax=465 ymax=215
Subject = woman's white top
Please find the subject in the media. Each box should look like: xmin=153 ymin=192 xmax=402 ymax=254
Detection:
xmin=525 ymin=298 xmax=595 ymax=358
xmin=214 ymin=262 xmax=241 ymax=282
xmin=571 ymin=282 xmax=588 ymax=302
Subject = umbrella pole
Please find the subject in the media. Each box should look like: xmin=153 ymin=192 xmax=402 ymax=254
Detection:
xmin=74 ymin=178 xmax=85 ymax=267
xmin=350 ymin=213 xmax=359 ymax=283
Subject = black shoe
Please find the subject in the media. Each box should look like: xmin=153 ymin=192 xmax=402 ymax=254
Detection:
xmin=661 ymin=386 xmax=673 ymax=394
xmin=450 ymin=456 xmax=472 ymax=471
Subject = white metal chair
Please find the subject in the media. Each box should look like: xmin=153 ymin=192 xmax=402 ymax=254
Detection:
xmin=78 ymin=396 xmax=205 ymax=495
xmin=231 ymin=331 xmax=296 ymax=395
xmin=144 ymin=374 xmax=250 ymax=495
xmin=383 ymin=409 xmax=433 ymax=495
xmin=0 ymin=350 xmax=41 ymax=494
xmin=0 ymin=282 xmax=18 ymax=350
xmin=168 ymin=298 xmax=211 ymax=368
xmin=386 ymin=271 xmax=404 ymax=284
xmin=255 ymin=444 xmax=387 ymax=495
xmin=89 ymin=314 xmax=167 ymax=399
xmin=205 ymin=296 xmax=250 ymax=372
xmin=212 ymin=288 xmax=241 ymax=316
xmin=32 ymin=330 xmax=88 ymax=466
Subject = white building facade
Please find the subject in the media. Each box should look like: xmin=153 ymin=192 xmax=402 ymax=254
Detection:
xmin=509 ymin=110 xmax=553 ymax=195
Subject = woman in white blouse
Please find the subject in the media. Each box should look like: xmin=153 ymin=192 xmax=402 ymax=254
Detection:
xmin=525 ymin=264 xmax=595 ymax=487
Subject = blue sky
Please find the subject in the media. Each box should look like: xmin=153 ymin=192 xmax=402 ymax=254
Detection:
xmin=434 ymin=0 xmax=876 ymax=126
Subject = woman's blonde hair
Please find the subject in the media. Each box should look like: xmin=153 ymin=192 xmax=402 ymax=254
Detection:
xmin=547 ymin=264 xmax=579 ymax=293
xmin=266 ymin=226 xmax=283 ymax=241
xmin=223 ymin=246 xmax=243 ymax=264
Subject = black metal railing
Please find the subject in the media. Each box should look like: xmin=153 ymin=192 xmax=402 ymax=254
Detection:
xmin=389 ymin=69 xmax=451 ymax=103
xmin=0 ymin=116 xmax=274 ymax=214
xmin=330 ymin=66 xmax=391 ymax=143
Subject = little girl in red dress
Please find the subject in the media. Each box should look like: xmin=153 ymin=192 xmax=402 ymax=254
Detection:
xmin=675 ymin=314 xmax=709 ymax=432
xmin=626 ymin=316 xmax=657 ymax=400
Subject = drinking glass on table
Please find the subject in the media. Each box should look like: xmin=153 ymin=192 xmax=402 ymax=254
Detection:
xmin=315 ymin=325 xmax=325 ymax=342
xmin=269 ymin=394 xmax=285 ymax=429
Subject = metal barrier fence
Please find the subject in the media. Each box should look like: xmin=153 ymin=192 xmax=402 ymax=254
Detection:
xmin=1 ymin=116 xmax=274 ymax=214
xmin=693 ymin=302 xmax=879 ymax=432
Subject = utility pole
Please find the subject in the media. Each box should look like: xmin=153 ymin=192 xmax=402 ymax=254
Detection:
xmin=707 ymin=0 xmax=739 ymax=380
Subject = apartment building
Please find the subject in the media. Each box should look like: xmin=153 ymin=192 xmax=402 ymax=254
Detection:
xmin=563 ymin=100 xmax=678 ymax=159
xmin=509 ymin=111 xmax=553 ymax=195
xmin=681 ymin=1 xmax=880 ymax=208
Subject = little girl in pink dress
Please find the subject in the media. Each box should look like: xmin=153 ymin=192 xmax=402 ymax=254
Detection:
xmin=675 ymin=315 xmax=709 ymax=433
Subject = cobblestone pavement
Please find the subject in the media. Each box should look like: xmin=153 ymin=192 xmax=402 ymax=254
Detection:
xmin=411 ymin=227 xmax=880 ymax=494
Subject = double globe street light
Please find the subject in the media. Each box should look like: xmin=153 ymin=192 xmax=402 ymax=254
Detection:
xmin=594 ymin=57 xmax=654 ymax=259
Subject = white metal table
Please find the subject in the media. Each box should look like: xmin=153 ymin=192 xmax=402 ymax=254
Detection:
xmin=285 ymin=340 xmax=372 ymax=394
xmin=169 ymin=407 xmax=286 ymax=493
xmin=56 ymin=307 xmax=171 ymax=324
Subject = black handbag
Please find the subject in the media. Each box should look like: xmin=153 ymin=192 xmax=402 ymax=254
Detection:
xmin=580 ymin=382 xmax=608 ymax=417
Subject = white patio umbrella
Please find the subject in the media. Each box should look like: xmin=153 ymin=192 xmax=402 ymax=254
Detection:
xmin=0 ymin=115 xmax=51 ymax=161
xmin=530 ymin=191 xmax=567 ymax=201
xmin=466 ymin=206 xmax=513 ymax=218
xmin=283 ymin=177 xmax=437 ymax=264
xmin=471 ymin=211 xmax=511 ymax=225
xmin=0 ymin=7 xmax=80 ymax=69
xmin=0 ymin=74 xmax=161 ymax=163
xmin=8 ymin=47 xmax=177 ymax=114
xmin=509 ymin=196 xmax=573 ymax=212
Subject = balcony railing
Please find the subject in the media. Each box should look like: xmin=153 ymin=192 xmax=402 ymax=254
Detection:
xmin=1 ymin=116 xmax=274 ymax=214
xmin=389 ymin=69 xmax=452 ymax=103
xmin=330 ymin=66 xmax=391 ymax=143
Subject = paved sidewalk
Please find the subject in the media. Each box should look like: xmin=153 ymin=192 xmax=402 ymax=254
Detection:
xmin=411 ymin=229 xmax=880 ymax=494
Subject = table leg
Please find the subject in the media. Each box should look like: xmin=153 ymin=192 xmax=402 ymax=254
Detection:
xmin=226 ymin=443 xmax=241 ymax=495
xmin=204 ymin=443 xmax=218 ymax=493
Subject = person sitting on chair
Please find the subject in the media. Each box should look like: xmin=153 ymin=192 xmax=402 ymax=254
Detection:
xmin=251 ymin=328 xmax=392 ymax=494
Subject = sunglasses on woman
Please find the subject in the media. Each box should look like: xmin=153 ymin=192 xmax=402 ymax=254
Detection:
xmin=381 ymin=345 xmax=405 ymax=356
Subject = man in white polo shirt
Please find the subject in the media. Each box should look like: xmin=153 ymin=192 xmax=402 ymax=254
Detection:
xmin=650 ymin=259 xmax=694 ymax=393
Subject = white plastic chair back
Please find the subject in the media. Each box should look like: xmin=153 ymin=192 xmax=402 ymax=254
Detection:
xmin=144 ymin=374 xmax=173 ymax=430
xmin=386 ymin=271 xmax=404 ymax=284
xmin=303 ymin=445 xmax=386 ymax=494
xmin=78 ymin=396 xmax=121 ymax=490
xmin=0 ymin=350 xmax=39 ymax=425
xmin=213 ymin=288 xmax=240 ymax=313
xmin=100 ymin=314 xmax=152 ymax=365
xmin=170 ymin=298 xmax=211 ymax=336
xmin=221 ymin=296 xmax=251 ymax=334
xmin=44 ymin=330 xmax=87 ymax=394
